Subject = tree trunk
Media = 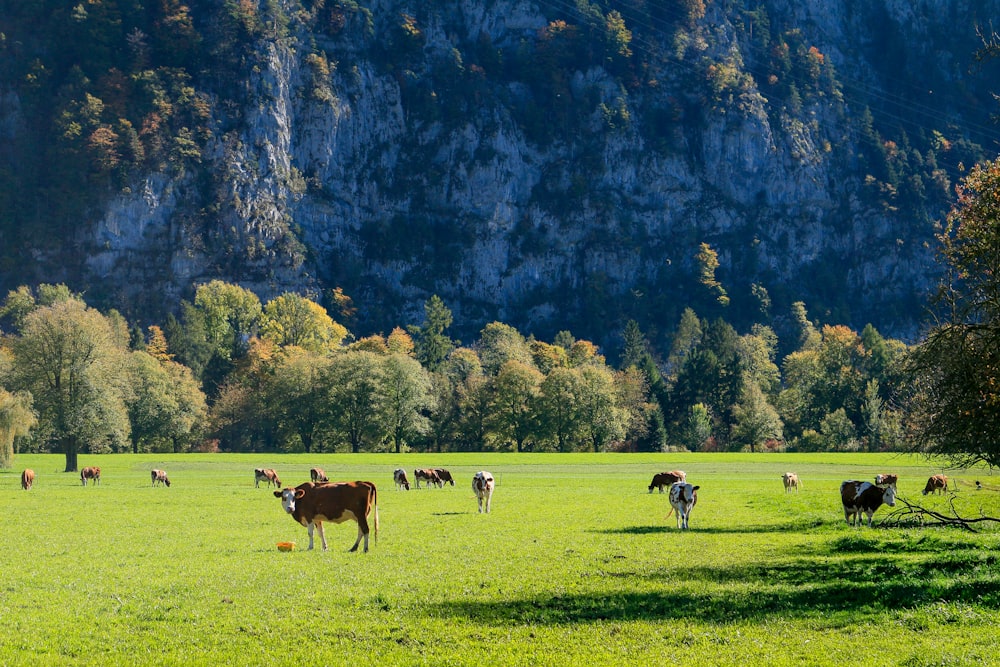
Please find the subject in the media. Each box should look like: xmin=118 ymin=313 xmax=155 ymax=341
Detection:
xmin=63 ymin=437 xmax=78 ymax=472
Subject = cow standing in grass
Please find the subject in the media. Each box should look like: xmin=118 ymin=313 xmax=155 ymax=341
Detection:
xmin=923 ymin=474 xmax=948 ymax=495
xmin=21 ymin=469 xmax=34 ymax=490
xmin=414 ymin=468 xmax=442 ymax=489
xmin=648 ymin=471 xmax=686 ymax=493
xmin=782 ymin=472 xmax=800 ymax=492
xmin=433 ymin=468 xmax=456 ymax=486
xmin=473 ymin=471 xmax=494 ymax=513
xmin=151 ymin=469 xmax=171 ymax=487
xmin=668 ymin=482 xmax=699 ymax=529
xmin=254 ymin=468 xmax=280 ymax=488
xmin=393 ymin=469 xmax=410 ymax=490
xmin=274 ymin=481 xmax=379 ymax=552
xmin=310 ymin=467 xmax=329 ymax=483
xmin=841 ymin=480 xmax=897 ymax=527
xmin=81 ymin=467 xmax=101 ymax=486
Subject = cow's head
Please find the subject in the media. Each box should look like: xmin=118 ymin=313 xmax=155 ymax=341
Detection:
xmin=274 ymin=487 xmax=305 ymax=513
xmin=883 ymin=484 xmax=897 ymax=507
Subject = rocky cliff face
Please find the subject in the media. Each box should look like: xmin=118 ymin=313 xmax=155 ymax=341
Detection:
xmin=37 ymin=0 xmax=1000 ymax=344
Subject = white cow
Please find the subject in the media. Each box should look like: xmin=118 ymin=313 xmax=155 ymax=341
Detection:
xmin=782 ymin=472 xmax=800 ymax=492
xmin=472 ymin=471 xmax=495 ymax=513
xmin=668 ymin=482 xmax=699 ymax=530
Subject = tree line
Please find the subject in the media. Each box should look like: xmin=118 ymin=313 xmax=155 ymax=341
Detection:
xmin=0 ymin=279 xmax=914 ymax=471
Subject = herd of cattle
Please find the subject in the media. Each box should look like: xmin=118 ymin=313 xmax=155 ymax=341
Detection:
xmin=13 ymin=462 xmax=962 ymax=549
xmin=644 ymin=470 xmax=956 ymax=530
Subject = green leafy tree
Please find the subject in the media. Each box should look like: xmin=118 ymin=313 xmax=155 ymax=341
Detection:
xmin=908 ymin=159 xmax=1000 ymax=465
xmin=260 ymin=292 xmax=347 ymax=353
xmin=265 ymin=348 xmax=334 ymax=453
xmin=410 ymin=295 xmax=455 ymax=372
xmin=193 ymin=280 xmax=262 ymax=359
xmin=9 ymin=299 xmax=130 ymax=470
xmin=477 ymin=322 xmax=533 ymax=375
xmin=577 ymin=364 xmax=627 ymax=452
xmin=380 ymin=354 xmax=434 ymax=453
xmin=0 ymin=389 xmax=36 ymax=469
xmin=536 ymin=367 xmax=583 ymax=451
xmin=681 ymin=403 xmax=713 ymax=451
xmin=125 ymin=351 xmax=207 ymax=453
xmin=489 ymin=360 xmax=543 ymax=452
xmin=326 ymin=351 xmax=384 ymax=453
xmin=730 ymin=382 xmax=783 ymax=452
xmin=619 ymin=319 xmax=649 ymax=370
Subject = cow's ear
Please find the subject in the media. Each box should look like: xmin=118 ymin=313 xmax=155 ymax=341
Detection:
xmin=294 ymin=489 xmax=306 ymax=499
xmin=692 ymin=485 xmax=701 ymax=490
xmin=273 ymin=490 xmax=284 ymax=498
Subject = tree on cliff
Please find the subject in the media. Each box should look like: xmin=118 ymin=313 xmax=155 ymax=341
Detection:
xmin=908 ymin=159 xmax=1000 ymax=466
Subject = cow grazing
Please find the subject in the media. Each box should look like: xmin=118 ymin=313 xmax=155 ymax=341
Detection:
xmin=472 ymin=471 xmax=495 ymax=513
xmin=254 ymin=468 xmax=280 ymax=488
xmin=310 ymin=467 xmax=329 ymax=483
xmin=841 ymin=480 xmax=897 ymax=527
xmin=875 ymin=474 xmax=899 ymax=488
xmin=433 ymin=468 xmax=456 ymax=486
xmin=80 ymin=467 xmax=101 ymax=486
xmin=393 ymin=468 xmax=410 ymax=490
xmin=922 ymin=474 xmax=948 ymax=495
xmin=668 ymin=482 xmax=699 ymax=529
xmin=273 ymin=481 xmax=378 ymax=552
xmin=782 ymin=472 xmax=800 ymax=492
xmin=648 ymin=470 xmax=686 ymax=494
xmin=414 ymin=468 xmax=442 ymax=489
xmin=21 ymin=469 xmax=34 ymax=490
xmin=151 ymin=469 xmax=171 ymax=487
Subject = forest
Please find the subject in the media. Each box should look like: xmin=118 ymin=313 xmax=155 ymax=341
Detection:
xmin=0 ymin=279 xmax=913 ymax=469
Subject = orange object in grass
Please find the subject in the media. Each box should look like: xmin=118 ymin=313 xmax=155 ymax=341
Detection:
xmin=276 ymin=541 xmax=296 ymax=552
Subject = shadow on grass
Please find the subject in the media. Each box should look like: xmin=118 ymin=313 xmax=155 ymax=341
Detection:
xmin=604 ymin=518 xmax=829 ymax=535
xmin=435 ymin=537 xmax=1000 ymax=625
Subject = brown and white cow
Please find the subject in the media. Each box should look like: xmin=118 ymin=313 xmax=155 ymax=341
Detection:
xmin=273 ymin=481 xmax=379 ymax=552
xmin=648 ymin=470 xmax=686 ymax=494
xmin=433 ymin=468 xmax=456 ymax=486
xmin=21 ymin=469 xmax=34 ymax=490
xmin=841 ymin=480 xmax=897 ymax=527
xmin=393 ymin=468 xmax=410 ymax=490
xmin=922 ymin=474 xmax=948 ymax=495
xmin=782 ymin=472 xmax=800 ymax=492
xmin=414 ymin=468 xmax=442 ymax=489
xmin=473 ymin=471 xmax=495 ymax=513
xmin=874 ymin=473 xmax=899 ymax=488
xmin=668 ymin=482 xmax=699 ymax=529
xmin=310 ymin=467 xmax=329 ymax=483
xmin=254 ymin=468 xmax=281 ymax=488
xmin=151 ymin=469 xmax=171 ymax=487
xmin=81 ymin=466 xmax=101 ymax=486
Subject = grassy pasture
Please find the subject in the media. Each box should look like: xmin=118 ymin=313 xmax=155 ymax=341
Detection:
xmin=2 ymin=453 xmax=1000 ymax=666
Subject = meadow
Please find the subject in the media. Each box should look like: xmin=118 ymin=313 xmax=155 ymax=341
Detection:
xmin=2 ymin=452 xmax=1000 ymax=666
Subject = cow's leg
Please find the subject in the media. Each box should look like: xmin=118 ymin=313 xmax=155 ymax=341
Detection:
xmin=485 ymin=492 xmax=492 ymax=513
xmin=316 ymin=521 xmax=328 ymax=551
xmin=351 ymin=517 xmax=370 ymax=552
xmin=306 ymin=523 xmax=316 ymax=550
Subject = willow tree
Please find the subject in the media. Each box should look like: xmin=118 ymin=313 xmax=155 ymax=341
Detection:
xmin=0 ymin=389 xmax=35 ymax=468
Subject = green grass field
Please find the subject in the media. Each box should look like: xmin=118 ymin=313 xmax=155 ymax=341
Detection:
xmin=2 ymin=453 xmax=1000 ymax=666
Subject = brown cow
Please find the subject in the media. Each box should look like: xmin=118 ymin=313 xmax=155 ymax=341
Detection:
xmin=254 ymin=468 xmax=281 ymax=488
xmin=432 ymin=468 xmax=456 ymax=486
xmin=151 ymin=469 xmax=171 ymax=487
xmin=310 ymin=467 xmax=329 ymax=483
xmin=393 ymin=468 xmax=410 ymax=490
xmin=922 ymin=474 xmax=949 ymax=495
xmin=81 ymin=466 xmax=101 ymax=486
xmin=841 ymin=480 xmax=897 ymax=527
xmin=414 ymin=468 xmax=442 ymax=489
xmin=21 ymin=469 xmax=34 ymax=490
xmin=273 ymin=481 xmax=379 ymax=552
xmin=874 ymin=474 xmax=898 ymax=488
xmin=782 ymin=472 xmax=800 ymax=492
xmin=648 ymin=470 xmax=686 ymax=494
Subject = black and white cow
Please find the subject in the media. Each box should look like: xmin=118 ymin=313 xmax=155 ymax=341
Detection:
xmin=393 ymin=468 xmax=410 ymax=490
xmin=841 ymin=480 xmax=897 ymax=527
xmin=472 ymin=471 xmax=494 ymax=513
xmin=668 ymin=482 xmax=699 ymax=530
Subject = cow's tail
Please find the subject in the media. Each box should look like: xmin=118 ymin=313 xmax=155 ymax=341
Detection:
xmin=371 ymin=483 xmax=379 ymax=544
